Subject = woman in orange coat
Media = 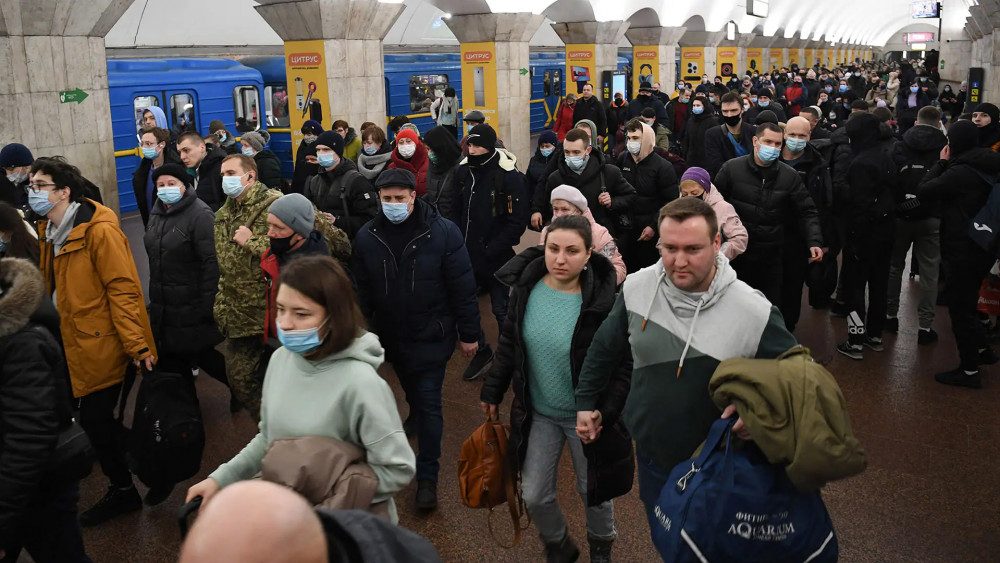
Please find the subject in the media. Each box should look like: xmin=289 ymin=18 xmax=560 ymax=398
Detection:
xmin=30 ymin=157 xmax=158 ymax=525
xmin=552 ymin=94 xmax=578 ymax=142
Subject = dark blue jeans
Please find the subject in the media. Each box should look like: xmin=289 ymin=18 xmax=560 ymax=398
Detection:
xmin=0 ymin=478 xmax=91 ymax=563
xmin=397 ymin=361 xmax=447 ymax=482
xmin=478 ymin=276 xmax=510 ymax=349
xmin=636 ymin=451 xmax=672 ymax=541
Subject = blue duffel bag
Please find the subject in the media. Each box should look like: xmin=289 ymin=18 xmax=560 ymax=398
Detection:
xmin=651 ymin=418 xmax=838 ymax=562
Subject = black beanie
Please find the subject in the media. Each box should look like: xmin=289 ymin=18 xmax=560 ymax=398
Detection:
xmin=948 ymin=120 xmax=980 ymax=157
xmin=977 ymin=102 xmax=1000 ymax=126
xmin=152 ymin=163 xmax=194 ymax=188
xmin=754 ymin=110 xmax=778 ymax=125
xmin=315 ymin=131 xmax=344 ymax=157
xmin=466 ymin=124 xmax=497 ymax=149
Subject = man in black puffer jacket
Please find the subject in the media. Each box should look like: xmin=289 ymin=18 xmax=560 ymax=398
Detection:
xmin=916 ymin=121 xmax=1000 ymax=388
xmin=0 ymin=258 xmax=91 ymax=562
xmin=887 ymin=106 xmax=948 ymax=345
xmin=715 ymin=122 xmax=824 ymax=306
xmin=304 ymin=131 xmax=378 ymax=240
xmin=616 ymin=119 xmax=678 ymax=272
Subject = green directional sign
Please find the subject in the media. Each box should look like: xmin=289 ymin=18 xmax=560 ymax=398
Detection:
xmin=519 ymin=68 xmax=529 ymax=75
xmin=59 ymin=88 xmax=88 ymax=104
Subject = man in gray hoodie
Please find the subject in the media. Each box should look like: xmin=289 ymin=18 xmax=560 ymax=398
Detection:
xmin=574 ymin=196 xmax=798 ymax=542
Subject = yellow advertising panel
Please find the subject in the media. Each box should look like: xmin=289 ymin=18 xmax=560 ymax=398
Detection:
xmin=285 ymin=40 xmax=330 ymax=162
xmin=823 ymin=49 xmax=832 ymax=67
xmin=746 ymin=48 xmax=763 ymax=73
xmin=716 ymin=46 xmax=738 ymax=78
xmin=565 ymin=44 xmax=597 ymax=95
xmin=680 ymin=47 xmax=705 ymax=82
xmin=804 ymin=49 xmax=814 ymax=68
xmin=769 ymin=49 xmax=783 ymax=70
xmin=633 ymin=46 xmax=660 ymax=94
xmin=460 ymin=42 xmax=499 ymax=127
xmin=789 ymin=49 xmax=801 ymax=68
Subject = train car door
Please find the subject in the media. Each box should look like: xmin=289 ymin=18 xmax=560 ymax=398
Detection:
xmin=132 ymin=94 xmax=163 ymax=141
xmin=164 ymin=90 xmax=199 ymax=137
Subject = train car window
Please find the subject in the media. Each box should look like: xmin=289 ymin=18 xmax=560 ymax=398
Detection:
xmin=409 ymin=74 xmax=448 ymax=113
xmin=543 ymin=71 xmax=552 ymax=97
xmin=133 ymin=96 xmax=160 ymax=135
xmin=169 ymin=94 xmax=197 ymax=135
xmin=552 ymin=70 xmax=563 ymax=97
xmin=263 ymin=86 xmax=289 ymax=128
xmin=233 ymin=86 xmax=260 ymax=132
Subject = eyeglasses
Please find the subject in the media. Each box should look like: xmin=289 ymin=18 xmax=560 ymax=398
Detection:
xmin=27 ymin=182 xmax=57 ymax=192
xmin=140 ymin=141 xmax=161 ymax=148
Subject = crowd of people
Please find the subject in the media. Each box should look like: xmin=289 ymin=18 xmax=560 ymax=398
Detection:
xmin=0 ymin=55 xmax=996 ymax=563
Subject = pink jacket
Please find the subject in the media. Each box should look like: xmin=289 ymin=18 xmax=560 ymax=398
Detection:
xmin=540 ymin=208 xmax=627 ymax=285
xmin=704 ymin=186 xmax=748 ymax=261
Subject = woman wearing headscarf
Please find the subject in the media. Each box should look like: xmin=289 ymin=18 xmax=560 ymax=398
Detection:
xmin=681 ymin=95 xmax=719 ymax=169
xmin=291 ymin=120 xmax=322 ymax=195
xmin=421 ymin=125 xmax=462 ymax=217
xmin=973 ymin=102 xmax=1000 ymax=151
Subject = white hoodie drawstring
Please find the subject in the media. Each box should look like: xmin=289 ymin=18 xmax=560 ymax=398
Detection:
xmin=641 ymin=269 xmax=666 ymax=331
xmin=677 ymin=297 xmax=706 ymax=379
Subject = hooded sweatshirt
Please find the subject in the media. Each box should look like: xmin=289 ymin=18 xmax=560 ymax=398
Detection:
xmin=144 ymin=106 xmax=169 ymax=129
xmin=210 ymin=331 xmax=416 ymax=523
xmin=575 ymin=253 xmax=796 ymax=471
xmin=575 ymin=119 xmax=602 ymax=150
xmin=702 ymin=186 xmax=748 ymax=261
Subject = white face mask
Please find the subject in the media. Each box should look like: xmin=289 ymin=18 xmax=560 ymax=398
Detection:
xmin=627 ymin=141 xmax=641 ymax=155
xmin=398 ymin=144 xmax=416 ymax=159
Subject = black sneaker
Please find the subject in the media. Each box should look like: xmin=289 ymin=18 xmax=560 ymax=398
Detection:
xmin=885 ymin=317 xmax=899 ymax=333
xmin=144 ymin=484 xmax=174 ymax=506
xmin=403 ymin=414 xmax=418 ymax=439
xmin=79 ymin=485 xmax=141 ymax=527
xmin=588 ymin=536 xmax=613 ymax=563
xmin=830 ymin=301 xmax=850 ymax=317
xmin=415 ymin=479 xmax=438 ymax=511
xmin=837 ymin=340 xmax=864 ymax=360
xmin=863 ymin=336 xmax=884 ymax=352
xmin=935 ymin=368 xmax=982 ymax=389
xmin=462 ymin=345 xmax=494 ymax=381
xmin=979 ymin=347 xmax=1000 ymax=365
xmin=918 ymin=328 xmax=939 ymax=345
xmin=544 ymin=532 xmax=580 ymax=563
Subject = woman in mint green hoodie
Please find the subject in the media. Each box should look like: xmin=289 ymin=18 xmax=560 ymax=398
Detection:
xmin=187 ymin=256 xmax=416 ymax=522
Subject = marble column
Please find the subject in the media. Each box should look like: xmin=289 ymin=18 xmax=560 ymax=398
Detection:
xmin=551 ymin=20 xmax=631 ymax=104
xmin=678 ymin=30 xmax=727 ymax=79
xmin=625 ymin=26 xmax=686 ymax=92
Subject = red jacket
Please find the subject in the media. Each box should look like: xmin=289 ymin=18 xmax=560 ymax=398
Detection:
xmin=553 ymin=99 xmax=576 ymax=141
xmin=389 ymin=143 xmax=429 ymax=197
xmin=783 ymin=84 xmax=806 ymax=116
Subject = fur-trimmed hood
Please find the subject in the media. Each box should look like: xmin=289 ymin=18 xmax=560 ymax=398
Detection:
xmin=0 ymin=258 xmax=43 ymax=339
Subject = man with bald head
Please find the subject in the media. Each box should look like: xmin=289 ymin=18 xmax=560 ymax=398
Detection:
xmin=779 ymin=116 xmax=836 ymax=331
xmin=179 ymin=480 xmax=440 ymax=563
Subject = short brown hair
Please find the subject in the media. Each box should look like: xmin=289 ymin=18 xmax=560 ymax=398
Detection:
xmin=360 ymin=121 xmax=376 ymax=134
xmin=141 ymin=127 xmax=171 ymax=144
xmin=177 ymin=131 xmax=204 ymax=146
xmin=223 ymin=153 xmax=257 ymax=174
xmin=720 ymin=92 xmax=742 ymax=106
xmin=332 ymin=120 xmax=349 ymax=131
xmin=277 ymin=255 xmax=365 ymax=358
xmin=362 ymin=125 xmax=386 ymax=146
xmin=625 ymin=118 xmax=645 ymax=134
xmin=755 ymin=122 xmax=783 ymax=137
xmin=658 ymin=196 xmax=719 ymax=239
xmin=564 ymin=127 xmax=590 ymax=146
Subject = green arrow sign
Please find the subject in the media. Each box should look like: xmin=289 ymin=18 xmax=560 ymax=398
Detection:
xmin=519 ymin=68 xmax=529 ymax=75
xmin=59 ymin=88 xmax=88 ymax=104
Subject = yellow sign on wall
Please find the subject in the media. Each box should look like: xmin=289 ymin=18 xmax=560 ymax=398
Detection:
xmin=633 ymin=46 xmax=660 ymax=94
xmin=285 ymin=39 xmax=330 ymax=162
xmin=746 ymin=48 xmax=763 ymax=73
xmin=716 ymin=47 xmax=738 ymax=78
xmin=770 ymin=50 xmax=783 ymax=70
xmin=565 ymin=44 xmax=597 ymax=96
xmin=681 ymin=47 xmax=705 ymax=82
xmin=460 ymin=42 xmax=499 ymax=128
xmin=788 ymin=49 xmax=800 ymax=68
xmin=804 ymin=49 xmax=814 ymax=68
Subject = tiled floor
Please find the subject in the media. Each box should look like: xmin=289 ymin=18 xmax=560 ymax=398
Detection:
xmin=67 ymin=218 xmax=1000 ymax=562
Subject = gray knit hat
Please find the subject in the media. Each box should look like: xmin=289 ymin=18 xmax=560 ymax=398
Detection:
xmin=268 ymin=193 xmax=314 ymax=238
xmin=241 ymin=130 xmax=271 ymax=152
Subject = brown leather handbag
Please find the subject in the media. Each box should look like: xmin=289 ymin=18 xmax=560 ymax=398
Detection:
xmin=457 ymin=414 xmax=530 ymax=547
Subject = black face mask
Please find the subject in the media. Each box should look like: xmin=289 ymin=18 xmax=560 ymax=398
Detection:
xmin=723 ymin=113 xmax=742 ymax=127
xmin=269 ymin=234 xmax=296 ymax=255
xmin=467 ymin=148 xmax=496 ymax=167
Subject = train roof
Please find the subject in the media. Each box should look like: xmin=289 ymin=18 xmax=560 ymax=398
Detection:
xmin=107 ymin=58 xmax=262 ymax=87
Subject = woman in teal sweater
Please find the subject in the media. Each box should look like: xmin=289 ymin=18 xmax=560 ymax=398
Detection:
xmin=187 ymin=256 xmax=415 ymax=522
xmin=480 ymin=215 xmax=633 ymax=563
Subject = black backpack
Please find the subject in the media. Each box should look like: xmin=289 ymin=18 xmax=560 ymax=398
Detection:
xmin=119 ymin=366 xmax=205 ymax=489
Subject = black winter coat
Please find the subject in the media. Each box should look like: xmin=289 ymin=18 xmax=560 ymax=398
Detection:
xmin=891 ymin=124 xmax=948 ymax=221
xmin=681 ymin=111 xmax=719 ymax=169
xmin=844 ymin=119 xmax=897 ymax=229
xmin=524 ymin=144 xmax=558 ymax=209
xmin=615 ymin=149 xmax=679 ymax=231
xmin=540 ymin=152 xmax=637 ymax=237
xmin=715 ymin=155 xmax=823 ymax=258
xmin=291 ymin=140 xmax=319 ymax=195
xmin=572 ymin=96 xmax=607 ymax=137
xmin=131 ymin=145 xmax=182 ymax=227
xmin=195 ymin=146 xmax=228 ymax=212
xmin=144 ymin=189 xmax=223 ymax=356
xmin=744 ymin=102 xmax=788 ymax=125
xmin=0 ymin=258 xmax=73 ymax=547
xmin=254 ymin=149 xmax=284 ymax=191
xmin=704 ymin=122 xmax=756 ymax=179
xmin=628 ymin=95 xmax=668 ymax=125
xmin=480 ymin=247 xmax=633 ymax=506
xmin=304 ymin=159 xmax=378 ymax=240
xmin=918 ymin=148 xmax=1000 ymax=255
xmin=424 ymin=160 xmax=460 ymax=220
xmin=782 ymin=144 xmax=835 ymax=249
xmin=352 ymin=199 xmax=481 ymax=370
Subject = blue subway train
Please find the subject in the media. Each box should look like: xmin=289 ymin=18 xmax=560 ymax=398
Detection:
xmin=108 ymin=53 xmax=631 ymax=213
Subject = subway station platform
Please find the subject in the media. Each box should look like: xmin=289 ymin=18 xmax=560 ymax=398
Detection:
xmin=65 ymin=213 xmax=1000 ymax=563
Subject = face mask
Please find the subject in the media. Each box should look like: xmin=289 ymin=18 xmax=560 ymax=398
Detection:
xmin=398 ymin=144 xmax=416 ymax=159
xmin=269 ymin=233 xmax=296 ymax=255
xmin=363 ymin=145 xmax=378 ymax=155
xmin=843 ymin=102 xmax=851 ymax=110
xmin=825 ymin=86 xmax=833 ymax=93
xmin=910 ymin=86 xmax=919 ymax=93
xmin=692 ymin=106 xmax=705 ymax=115
xmin=540 ymin=147 xmax=554 ymax=157
xmin=880 ymin=84 xmax=887 ymax=90
xmin=743 ymin=103 xmax=750 ymax=111
xmin=241 ymin=147 xmax=255 ymax=157
xmin=157 ymin=186 xmax=182 ymax=205
xmin=382 ymin=201 xmax=410 ymax=223
xmin=709 ymin=97 xmax=716 ymax=104
xmin=627 ymin=141 xmax=641 ymax=155
xmin=142 ymin=146 xmax=161 ymax=159
xmin=222 ymin=174 xmax=248 ymax=198
xmin=304 ymin=136 xmax=317 ymax=145
xmin=277 ymin=323 xmax=324 ymax=355
xmin=758 ymin=101 xmax=770 ymax=108
xmin=944 ymin=87 xmax=951 ymax=93
xmin=219 ymin=133 xmax=227 ymax=143
xmin=786 ymin=138 xmax=808 ymax=153
xmin=839 ymin=85 xmax=848 ymax=93
xmin=565 ymin=155 xmax=587 ymax=171
xmin=28 ymin=189 xmax=55 ymax=215
xmin=757 ymin=145 xmax=780 ymax=163
xmin=680 ymin=98 xmax=690 ymax=104
xmin=723 ymin=114 xmax=742 ymax=127
xmin=6 ymin=171 xmax=24 ymax=184
xmin=0 ymin=238 xmax=6 ymax=254
xmin=427 ymin=152 xmax=439 ymax=165
xmin=920 ymin=77 xmax=927 ymax=82
xmin=317 ymin=153 xmax=336 ymax=168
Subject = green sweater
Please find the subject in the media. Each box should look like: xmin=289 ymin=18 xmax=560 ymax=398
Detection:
xmin=523 ymin=280 xmax=582 ymax=418
xmin=210 ymin=331 xmax=416 ymax=522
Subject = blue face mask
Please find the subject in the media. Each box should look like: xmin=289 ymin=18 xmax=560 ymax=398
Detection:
xmin=219 ymin=133 xmax=227 ymax=143
xmin=757 ymin=144 xmax=781 ymax=163
xmin=785 ymin=138 xmax=808 ymax=153
xmin=838 ymin=85 xmax=848 ymax=93
xmin=28 ymin=190 xmax=55 ymax=216
xmin=565 ymin=155 xmax=587 ymax=172
xmin=0 ymin=238 xmax=6 ymax=254
xmin=825 ymin=86 xmax=833 ymax=93
xmin=750 ymin=97 xmax=758 ymax=103
xmin=758 ymin=100 xmax=770 ymax=108
xmin=157 ymin=186 xmax=183 ymax=205
xmin=222 ymin=174 xmax=248 ymax=198
xmin=540 ymin=147 xmax=554 ymax=157
xmin=317 ymin=153 xmax=336 ymax=168
xmin=241 ymin=147 xmax=255 ymax=157
xmin=277 ymin=322 xmax=325 ymax=355
xmin=691 ymin=106 xmax=704 ymax=115
xmin=363 ymin=145 xmax=378 ymax=155
xmin=142 ymin=146 xmax=160 ymax=159
xmin=382 ymin=201 xmax=410 ymax=223
xmin=910 ymin=86 xmax=919 ymax=93
xmin=843 ymin=102 xmax=851 ymax=110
